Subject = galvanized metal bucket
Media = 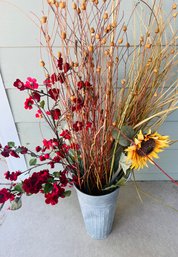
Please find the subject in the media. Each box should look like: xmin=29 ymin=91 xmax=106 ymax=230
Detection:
xmin=75 ymin=187 xmax=119 ymax=240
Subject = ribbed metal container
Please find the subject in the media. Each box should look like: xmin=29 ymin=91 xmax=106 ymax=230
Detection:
xmin=75 ymin=187 xmax=119 ymax=240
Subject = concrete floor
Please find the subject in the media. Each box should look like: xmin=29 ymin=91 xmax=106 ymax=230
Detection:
xmin=0 ymin=181 xmax=178 ymax=257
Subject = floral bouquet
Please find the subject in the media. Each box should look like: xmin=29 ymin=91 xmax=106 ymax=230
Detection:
xmin=0 ymin=0 xmax=178 ymax=210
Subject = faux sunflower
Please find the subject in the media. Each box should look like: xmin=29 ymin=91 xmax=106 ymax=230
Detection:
xmin=125 ymin=130 xmax=170 ymax=170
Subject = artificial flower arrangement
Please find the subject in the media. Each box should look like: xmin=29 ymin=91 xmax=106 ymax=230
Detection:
xmin=0 ymin=0 xmax=178 ymax=210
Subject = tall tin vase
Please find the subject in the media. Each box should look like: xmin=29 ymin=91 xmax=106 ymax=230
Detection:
xmin=75 ymin=187 xmax=119 ymax=240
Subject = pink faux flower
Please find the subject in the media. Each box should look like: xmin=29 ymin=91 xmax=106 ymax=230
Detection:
xmin=25 ymin=77 xmax=39 ymax=89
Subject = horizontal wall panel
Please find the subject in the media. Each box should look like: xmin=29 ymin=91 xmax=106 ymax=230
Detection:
xmin=1 ymin=45 xmax=177 ymax=89
xmin=16 ymin=122 xmax=55 ymax=151
xmin=0 ymin=1 xmax=43 ymax=47
xmin=0 ymin=1 xmax=176 ymax=47
xmin=0 ymin=48 xmax=48 ymax=88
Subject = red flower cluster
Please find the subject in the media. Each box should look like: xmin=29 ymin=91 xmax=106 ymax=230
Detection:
xmin=1 ymin=145 xmax=27 ymax=158
xmin=13 ymin=77 xmax=40 ymax=91
xmin=22 ymin=170 xmax=50 ymax=194
xmin=0 ymin=188 xmax=14 ymax=204
xmin=71 ymin=97 xmax=84 ymax=112
xmin=4 ymin=171 xmax=22 ymax=181
xmin=43 ymin=138 xmax=59 ymax=151
xmin=45 ymin=183 xmax=65 ymax=205
xmin=73 ymin=121 xmax=83 ymax=132
xmin=77 ymin=80 xmax=92 ymax=90
xmin=57 ymin=57 xmax=70 ymax=73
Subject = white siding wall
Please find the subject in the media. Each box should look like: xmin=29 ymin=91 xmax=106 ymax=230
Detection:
xmin=0 ymin=0 xmax=178 ymax=180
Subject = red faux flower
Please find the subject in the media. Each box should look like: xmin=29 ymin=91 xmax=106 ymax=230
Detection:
xmin=70 ymin=143 xmax=80 ymax=150
xmin=25 ymin=77 xmax=39 ymax=89
xmin=56 ymin=150 xmax=65 ymax=158
xmin=51 ymin=109 xmax=61 ymax=120
xmin=58 ymin=72 xmax=65 ymax=83
xmin=0 ymin=188 xmax=14 ymax=204
xmin=31 ymin=92 xmax=41 ymax=102
xmin=35 ymin=146 xmax=41 ymax=152
xmin=63 ymin=62 xmax=70 ymax=73
xmin=85 ymin=81 xmax=92 ymax=87
xmin=86 ymin=122 xmax=92 ymax=130
xmin=48 ymin=88 xmax=59 ymax=100
xmin=77 ymin=81 xmax=85 ymax=90
xmin=57 ymin=57 xmax=63 ymax=70
xmin=18 ymin=146 xmax=28 ymax=154
xmin=61 ymin=144 xmax=70 ymax=153
xmin=60 ymin=171 xmax=68 ymax=187
xmin=71 ymin=98 xmax=84 ymax=112
xmin=1 ymin=145 xmax=11 ymax=157
xmin=52 ymin=155 xmax=61 ymax=163
xmin=44 ymin=153 xmax=50 ymax=160
xmin=10 ymin=150 xmax=19 ymax=158
xmin=35 ymin=109 xmax=43 ymax=118
xmin=13 ymin=79 xmax=25 ymax=91
xmin=43 ymin=78 xmax=52 ymax=88
xmin=24 ymin=97 xmax=34 ymax=110
xmin=73 ymin=121 xmax=83 ymax=132
xmin=4 ymin=170 xmax=22 ymax=181
xmin=60 ymin=130 xmax=71 ymax=140
xmin=39 ymin=155 xmax=46 ymax=161
xmin=51 ymin=73 xmax=58 ymax=85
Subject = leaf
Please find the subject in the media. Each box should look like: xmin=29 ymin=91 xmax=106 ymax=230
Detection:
xmin=13 ymin=184 xmax=23 ymax=193
xmin=116 ymin=169 xmax=132 ymax=186
xmin=119 ymin=153 xmax=132 ymax=175
xmin=8 ymin=141 xmax=15 ymax=148
xmin=47 ymin=177 xmax=55 ymax=183
xmin=63 ymin=190 xmax=71 ymax=197
xmin=53 ymin=172 xmax=60 ymax=178
xmin=10 ymin=197 xmax=22 ymax=210
xmin=119 ymin=126 xmax=136 ymax=146
xmin=15 ymin=147 xmax=22 ymax=153
xmin=29 ymin=158 xmax=37 ymax=166
xmin=40 ymin=100 xmax=45 ymax=109
xmin=43 ymin=183 xmax=53 ymax=193
xmin=112 ymin=145 xmax=123 ymax=173
xmin=112 ymin=129 xmax=118 ymax=140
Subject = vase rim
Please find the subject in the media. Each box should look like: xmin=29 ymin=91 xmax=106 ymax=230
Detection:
xmin=74 ymin=185 xmax=119 ymax=199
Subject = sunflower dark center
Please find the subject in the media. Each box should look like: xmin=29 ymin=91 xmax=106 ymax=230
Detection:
xmin=136 ymin=138 xmax=156 ymax=156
